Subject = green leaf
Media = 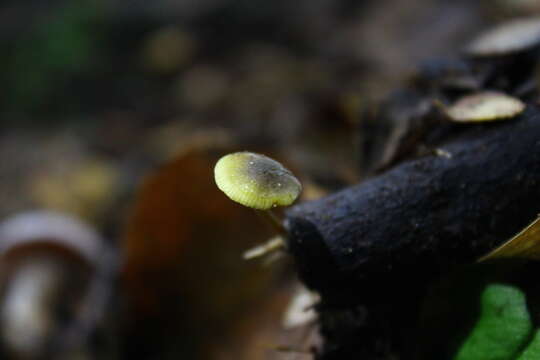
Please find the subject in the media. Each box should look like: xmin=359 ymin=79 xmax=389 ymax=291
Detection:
xmin=517 ymin=329 xmax=540 ymax=360
xmin=454 ymin=284 xmax=533 ymax=360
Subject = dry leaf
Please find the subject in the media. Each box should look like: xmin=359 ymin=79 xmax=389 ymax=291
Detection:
xmin=141 ymin=26 xmax=195 ymax=73
xmin=122 ymin=145 xmax=297 ymax=359
xmin=479 ymin=216 xmax=540 ymax=261
xmin=30 ymin=159 xmax=119 ymax=223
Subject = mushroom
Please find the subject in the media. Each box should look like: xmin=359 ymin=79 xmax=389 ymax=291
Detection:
xmin=0 ymin=211 xmax=112 ymax=359
xmin=214 ymin=152 xmax=302 ymax=258
xmin=442 ymin=91 xmax=525 ymax=123
xmin=465 ymin=17 xmax=540 ymax=57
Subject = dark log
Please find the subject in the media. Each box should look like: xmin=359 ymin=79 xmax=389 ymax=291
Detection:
xmin=285 ymin=107 xmax=540 ymax=359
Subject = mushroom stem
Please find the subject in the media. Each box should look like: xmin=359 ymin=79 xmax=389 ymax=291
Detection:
xmin=243 ymin=211 xmax=288 ymax=260
xmin=1 ymin=257 xmax=64 ymax=359
xmin=243 ymin=236 xmax=285 ymax=260
xmin=261 ymin=209 xmax=288 ymax=235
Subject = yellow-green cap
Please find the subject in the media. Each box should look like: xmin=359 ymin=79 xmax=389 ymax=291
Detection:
xmin=214 ymin=152 xmax=302 ymax=210
xmin=445 ymin=91 xmax=525 ymax=123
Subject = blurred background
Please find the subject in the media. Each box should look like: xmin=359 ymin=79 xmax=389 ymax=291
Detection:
xmin=0 ymin=0 xmax=537 ymax=359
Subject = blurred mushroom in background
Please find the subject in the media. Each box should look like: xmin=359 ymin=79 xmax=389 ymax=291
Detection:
xmin=0 ymin=211 xmax=114 ymax=360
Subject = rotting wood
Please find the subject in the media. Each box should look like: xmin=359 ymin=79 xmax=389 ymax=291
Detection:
xmin=285 ymin=107 xmax=540 ymax=359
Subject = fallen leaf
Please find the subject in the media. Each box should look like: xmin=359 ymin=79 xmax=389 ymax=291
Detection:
xmin=122 ymin=144 xmax=296 ymax=359
xmin=479 ymin=216 xmax=540 ymax=262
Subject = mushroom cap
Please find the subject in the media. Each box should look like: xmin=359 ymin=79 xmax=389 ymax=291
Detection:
xmin=0 ymin=211 xmax=103 ymax=266
xmin=466 ymin=17 xmax=540 ymax=57
xmin=445 ymin=91 xmax=525 ymax=123
xmin=214 ymin=152 xmax=302 ymax=210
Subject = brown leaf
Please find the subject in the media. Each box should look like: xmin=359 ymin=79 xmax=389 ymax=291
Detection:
xmin=479 ymin=215 xmax=540 ymax=261
xmin=122 ymin=144 xmax=295 ymax=359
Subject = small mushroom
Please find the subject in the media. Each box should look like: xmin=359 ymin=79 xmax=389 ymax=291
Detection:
xmin=466 ymin=17 xmax=540 ymax=57
xmin=214 ymin=152 xmax=302 ymax=258
xmin=214 ymin=152 xmax=301 ymax=210
xmin=443 ymin=91 xmax=525 ymax=123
